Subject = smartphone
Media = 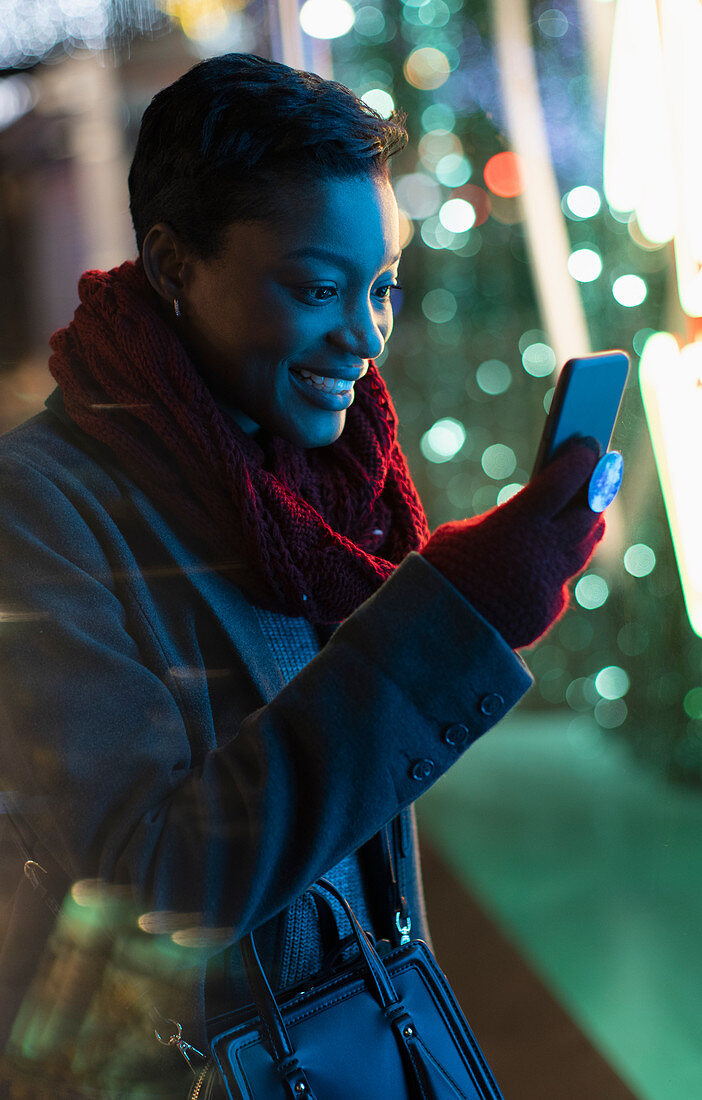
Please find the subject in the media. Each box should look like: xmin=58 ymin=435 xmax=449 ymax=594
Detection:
xmin=532 ymin=351 xmax=630 ymax=477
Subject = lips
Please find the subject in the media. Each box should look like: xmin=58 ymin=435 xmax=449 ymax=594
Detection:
xmin=291 ymin=360 xmax=367 ymax=379
xmin=289 ymin=364 xmax=366 ymax=411
xmin=290 ymin=368 xmax=355 ymax=395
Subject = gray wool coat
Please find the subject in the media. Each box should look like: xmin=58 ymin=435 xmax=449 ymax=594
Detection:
xmin=0 ymin=390 xmax=532 ymax=1093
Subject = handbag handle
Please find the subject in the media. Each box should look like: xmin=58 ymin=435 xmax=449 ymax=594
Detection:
xmin=237 ymin=884 xmax=357 ymax=1055
xmin=311 ymin=879 xmax=400 ymax=1009
xmin=240 ymin=875 xmax=404 ymax=1056
xmin=239 ymin=879 xmax=403 ymax=1058
xmin=240 ymin=878 xmax=430 ymax=1097
xmin=239 ymin=932 xmax=317 ymax=1098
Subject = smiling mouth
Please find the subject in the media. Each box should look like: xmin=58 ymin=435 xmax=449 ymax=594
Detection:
xmin=290 ymin=368 xmax=356 ymax=395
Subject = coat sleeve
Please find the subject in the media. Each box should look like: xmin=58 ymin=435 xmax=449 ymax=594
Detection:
xmin=0 ymin=451 xmax=532 ymax=939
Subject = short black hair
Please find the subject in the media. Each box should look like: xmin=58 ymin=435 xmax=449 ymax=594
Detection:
xmin=128 ymin=53 xmax=408 ymax=259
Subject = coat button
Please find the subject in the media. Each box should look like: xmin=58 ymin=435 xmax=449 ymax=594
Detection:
xmin=479 ymin=693 xmax=504 ymax=717
xmin=443 ymin=723 xmax=470 ymax=747
xmin=410 ymin=758 xmax=435 ymax=782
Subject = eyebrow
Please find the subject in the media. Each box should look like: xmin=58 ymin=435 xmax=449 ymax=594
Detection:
xmin=282 ymin=246 xmax=402 ymax=270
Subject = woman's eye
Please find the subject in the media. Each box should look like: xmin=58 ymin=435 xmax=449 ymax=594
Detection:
xmin=374 ymin=282 xmax=402 ymax=302
xmin=300 ymin=286 xmax=337 ymax=303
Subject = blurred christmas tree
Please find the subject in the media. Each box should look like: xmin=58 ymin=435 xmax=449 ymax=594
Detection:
xmin=327 ymin=0 xmax=702 ymax=784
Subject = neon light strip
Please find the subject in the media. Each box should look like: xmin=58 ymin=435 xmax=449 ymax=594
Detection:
xmin=639 ymin=333 xmax=702 ymax=636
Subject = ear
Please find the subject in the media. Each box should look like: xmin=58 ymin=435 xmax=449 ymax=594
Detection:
xmin=141 ymin=223 xmax=190 ymax=305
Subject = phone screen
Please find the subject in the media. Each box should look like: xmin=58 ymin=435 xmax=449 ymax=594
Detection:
xmin=532 ymin=351 xmax=630 ymax=476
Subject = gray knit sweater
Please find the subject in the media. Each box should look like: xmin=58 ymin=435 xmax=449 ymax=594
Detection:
xmin=252 ymin=606 xmax=374 ymax=988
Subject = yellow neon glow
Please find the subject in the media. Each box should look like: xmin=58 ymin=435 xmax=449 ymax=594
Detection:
xmin=639 ymin=333 xmax=702 ymax=636
xmin=159 ymin=0 xmax=246 ymax=39
xmin=603 ymin=0 xmax=676 ymax=244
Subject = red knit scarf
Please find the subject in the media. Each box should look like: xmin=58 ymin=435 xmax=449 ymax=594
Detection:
xmin=49 ymin=261 xmax=429 ymax=624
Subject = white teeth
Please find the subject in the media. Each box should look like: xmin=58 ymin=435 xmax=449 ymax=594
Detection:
xmin=294 ymin=369 xmax=354 ymax=395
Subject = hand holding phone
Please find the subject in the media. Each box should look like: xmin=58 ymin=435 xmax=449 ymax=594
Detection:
xmin=532 ymin=351 xmax=630 ymax=511
xmin=422 ymin=443 xmax=606 ymax=647
xmin=420 ymin=350 xmax=628 ymax=647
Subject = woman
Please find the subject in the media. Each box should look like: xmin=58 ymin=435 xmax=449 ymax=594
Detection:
xmin=0 ymin=54 xmax=603 ymax=1097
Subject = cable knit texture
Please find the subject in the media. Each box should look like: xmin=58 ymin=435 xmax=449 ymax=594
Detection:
xmin=251 ymin=605 xmax=373 ymax=988
xmin=48 ymin=261 xmax=430 ymax=624
xmin=421 ymin=444 xmax=606 ymax=649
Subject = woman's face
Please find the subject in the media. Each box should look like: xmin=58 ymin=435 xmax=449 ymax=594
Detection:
xmin=176 ymin=173 xmax=401 ymax=448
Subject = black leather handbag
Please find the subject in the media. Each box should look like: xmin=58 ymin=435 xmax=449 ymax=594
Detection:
xmin=191 ymin=874 xmax=505 ymax=1100
xmin=7 ymin=798 xmax=504 ymax=1100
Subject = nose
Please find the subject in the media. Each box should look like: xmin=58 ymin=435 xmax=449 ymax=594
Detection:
xmin=328 ymin=293 xmax=389 ymax=362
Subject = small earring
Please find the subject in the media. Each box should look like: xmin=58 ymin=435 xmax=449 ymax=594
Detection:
xmin=173 ymin=298 xmax=181 ymax=318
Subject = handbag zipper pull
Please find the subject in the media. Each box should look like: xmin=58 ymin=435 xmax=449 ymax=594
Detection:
xmin=383 ymin=821 xmax=412 ymax=945
xmin=153 ymin=1016 xmax=206 ymax=1072
xmin=395 ymin=902 xmax=411 ymax=946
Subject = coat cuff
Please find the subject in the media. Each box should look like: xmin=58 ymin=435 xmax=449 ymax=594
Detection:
xmin=336 ymin=551 xmax=533 ymax=805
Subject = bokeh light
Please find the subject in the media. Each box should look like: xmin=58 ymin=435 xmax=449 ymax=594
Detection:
xmin=167 ymin=0 xmax=234 ymax=43
xmin=574 ymin=574 xmax=609 ymax=610
xmin=684 ymin=688 xmax=702 ymax=719
xmin=299 ymin=0 xmax=355 ymax=39
xmin=416 ymin=0 xmax=451 ymax=28
xmin=403 ymin=46 xmax=451 ymax=90
xmin=519 ymin=328 xmax=546 ymax=352
xmin=595 ymin=698 xmax=628 ymax=728
xmin=394 ymin=172 xmax=441 ymax=219
xmin=521 ymin=341 xmax=557 ymax=377
xmin=476 ymin=359 xmax=512 ymax=395
xmin=567 ymin=247 xmax=603 ymax=282
xmin=595 ymin=665 xmax=630 ymax=699
xmin=435 ymin=154 xmax=472 ymax=187
xmin=397 ymin=210 xmax=414 ymax=249
xmin=421 ymin=288 xmax=458 ymax=323
xmin=481 ymin=443 xmax=517 ymax=480
xmin=421 ymin=417 xmax=466 ymax=463
xmin=420 ymin=215 xmax=470 ymax=251
xmin=361 ymin=88 xmax=394 ymax=117
xmin=483 ymin=152 xmax=524 ymax=198
xmin=633 ymin=327 xmax=657 ymax=355
xmin=566 ymin=675 xmax=600 ymax=710
xmin=624 ymin=543 xmax=656 ymax=577
xmin=439 ymin=198 xmax=476 ymax=233
xmin=421 ymin=102 xmax=456 ymax=132
xmin=418 ymin=129 xmax=462 ymax=172
xmin=354 ymin=5 xmax=385 ymax=37
xmin=612 ymin=273 xmax=647 ymax=306
xmin=628 ymin=214 xmax=669 ymax=253
xmin=564 ymin=185 xmax=602 ymax=219
xmin=538 ymin=8 xmax=569 ymax=37
xmin=497 ymin=482 xmax=524 ymax=505
xmin=452 ymin=183 xmax=492 ymax=226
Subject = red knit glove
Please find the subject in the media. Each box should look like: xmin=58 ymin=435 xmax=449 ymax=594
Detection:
xmin=421 ymin=442 xmax=606 ymax=649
